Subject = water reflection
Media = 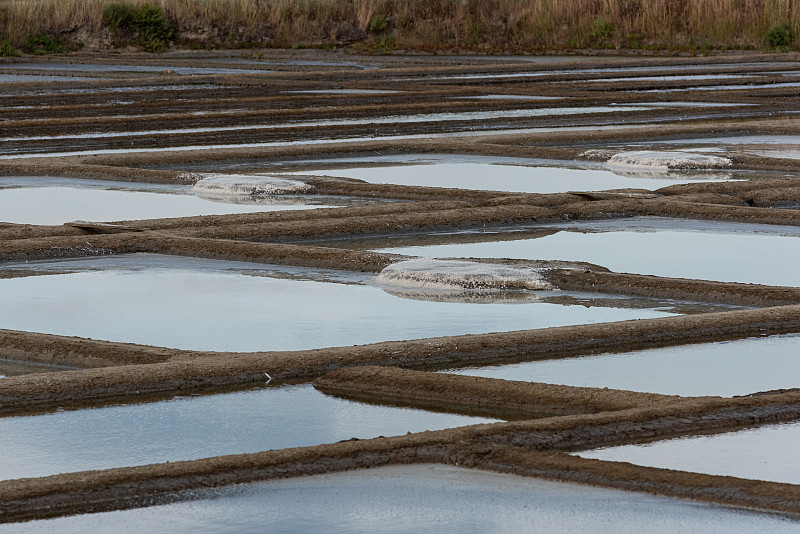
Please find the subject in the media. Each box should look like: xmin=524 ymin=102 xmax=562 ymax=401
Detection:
xmin=0 ymin=385 xmax=497 ymax=481
xmin=580 ymin=420 xmax=800 ymax=484
xmin=375 ymin=217 xmax=800 ymax=287
xmin=0 ymin=254 xmax=676 ymax=352
xmin=447 ymin=334 xmax=800 ymax=397
xmin=6 ymin=464 xmax=797 ymax=533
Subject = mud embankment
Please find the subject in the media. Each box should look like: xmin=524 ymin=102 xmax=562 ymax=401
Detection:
xmin=313 ymin=366 xmax=687 ymax=417
xmin=2 ymin=305 xmax=800 ymax=414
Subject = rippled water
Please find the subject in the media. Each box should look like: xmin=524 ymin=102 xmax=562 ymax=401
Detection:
xmin=0 ymin=385 xmax=496 ymax=481
xmin=6 ymin=464 xmax=797 ymax=533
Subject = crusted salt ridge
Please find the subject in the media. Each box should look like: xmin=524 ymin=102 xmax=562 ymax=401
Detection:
xmin=383 ymin=288 xmax=542 ymax=304
xmin=375 ymin=259 xmax=555 ymax=291
xmin=608 ymin=168 xmax=733 ymax=180
xmin=606 ymin=151 xmax=732 ymax=171
xmin=191 ymin=174 xmax=312 ymax=196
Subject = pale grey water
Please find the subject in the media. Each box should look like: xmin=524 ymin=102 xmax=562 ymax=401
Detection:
xmin=447 ymin=334 xmax=800 ymax=397
xmin=622 ymin=135 xmax=800 ymax=160
xmin=0 ymin=63 xmax=269 ymax=75
xmin=5 ymin=465 xmax=798 ymax=533
xmin=0 ymin=177 xmax=367 ymax=224
xmin=648 ymin=81 xmax=800 ymax=92
xmin=292 ymin=161 xmax=734 ymax=193
xmin=579 ymin=74 xmax=749 ymax=83
xmin=285 ymin=89 xmax=401 ymax=94
xmin=0 ymin=254 xmax=676 ymax=352
xmin=0 ymin=385 xmax=496 ymax=481
xmin=580 ymin=421 xmax=800 ymax=485
xmin=375 ymin=217 xmax=800 ymax=287
xmin=426 ymin=62 xmax=793 ymax=81
xmin=0 ymin=74 xmax=92 ymax=82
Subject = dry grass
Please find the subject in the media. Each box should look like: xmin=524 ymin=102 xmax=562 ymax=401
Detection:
xmin=1 ymin=0 xmax=799 ymax=52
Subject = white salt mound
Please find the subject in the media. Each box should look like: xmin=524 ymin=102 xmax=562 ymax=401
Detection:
xmin=191 ymin=174 xmax=311 ymax=196
xmin=606 ymin=151 xmax=732 ymax=170
xmin=376 ymin=259 xmax=555 ymax=291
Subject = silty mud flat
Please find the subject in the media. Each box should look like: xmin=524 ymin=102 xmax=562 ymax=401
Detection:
xmin=2 ymin=50 xmax=800 ymax=525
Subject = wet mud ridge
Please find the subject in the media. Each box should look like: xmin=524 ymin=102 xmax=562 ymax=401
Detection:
xmin=2 ymin=51 xmax=800 ymax=524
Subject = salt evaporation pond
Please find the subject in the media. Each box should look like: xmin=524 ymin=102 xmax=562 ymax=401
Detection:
xmin=0 ymin=125 xmax=650 ymax=160
xmin=0 ymin=254 xmax=681 ymax=352
xmin=0 ymin=74 xmax=93 ymax=82
xmin=289 ymin=160 xmax=734 ymax=193
xmin=580 ymin=421 xmax=800 ymax=485
xmin=374 ymin=217 xmax=800 ymax=287
xmin=0 ymin=62 xmax=270 ymax=75
xmin=0 ymin=176 xmax=367 ymax=225
xmin=7 ymin=464 xmax=797 ymax=534
xmin=2 ymin=106 xmax=656 ymax=145
xmin=447 ymin=334 xmax=800 ymax=397
xmin=621 ymin=135 xmax=800 ymax=160
xmin=0 ymin=385 xmax=496 ymax=482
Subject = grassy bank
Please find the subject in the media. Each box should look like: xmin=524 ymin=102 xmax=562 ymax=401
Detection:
xmin=1 ymin=0 xmax=799 ymax=55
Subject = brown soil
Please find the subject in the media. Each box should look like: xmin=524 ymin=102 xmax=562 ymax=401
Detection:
xmin=314 ymin=366 xmax=688 ymax=416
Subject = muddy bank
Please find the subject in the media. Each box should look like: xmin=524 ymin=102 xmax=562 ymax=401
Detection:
xmin=2 ymin=306 xmax=800 ymax=414
xmin=2 ymin=390 xmax=800 ymax=523
xmin=471 ymin=449 xmax=800 ymax=517
xmin=1 ymin=114 xmax=794 ymax=172
xmin=2 ymin=192 xmax=799 ymax=255
xmin=546 ymin=269 xmax=800 ymax=307
xmin=314 ymin=366 xmax=686 ymax=417
xmin=0 ymin=329 xmax=203 ymax=368
xmin=115 ymin=199 xmax=476 ymax=230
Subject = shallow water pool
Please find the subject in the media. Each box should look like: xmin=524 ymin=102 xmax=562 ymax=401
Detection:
xmin=622 ymin=135 xmax=800 ymax=160
xmin=290 ymin=161 xmax=733 ymax=194
xmin=579 ymin=421 xmax=800 ymax=485
xmin=447 ymin=334 xmax=800 ymax=397
xmin=375 ymin=217 xmax=800 ymax=287
xmin=0 ymin=62 xmax=270 ymax=76
xmin=0 ymin=177 xmax=367 ymax=225
xmin=0 ymin=385 xmax=496 ymax=481
xmin=0 ymin=254 xmax=679 ymax=352
xmin=6 ymin=464 xmax=797 ymax=533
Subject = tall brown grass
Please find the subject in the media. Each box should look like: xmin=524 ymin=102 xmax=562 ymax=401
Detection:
xmin=1 ymin=0 xmax=799 ymax=52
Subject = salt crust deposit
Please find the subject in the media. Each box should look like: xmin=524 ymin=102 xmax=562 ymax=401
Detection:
xmin=190 ymin=174 xmax=311 ymax=196
xmin=384 ymin=288 xmax=543 ymax=303
xmin=376 ymin=259 xmax=555 ymax=291
xmin=608 ymin=168 xmax=732 ymax=180
xmin=606 ymin=151 xmax=732 ymax=170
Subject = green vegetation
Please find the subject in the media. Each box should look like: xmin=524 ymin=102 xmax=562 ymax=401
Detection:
xmin=1 ymin=0 xmax=800 ymax=54
xmin=23 ymin=33 xmax=66 ymax=54
xmin=102 ymin=2 xmax=174 ymax=52
xmin=0 ymin=39 xmax=17 ymax=56
xmin=767 ymin=23 xmax=793 ymax=50
xmin=368 ymin=14 xmax=389 ymax=34
xmin=590 ymin=17 xmax=614 ymax=46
